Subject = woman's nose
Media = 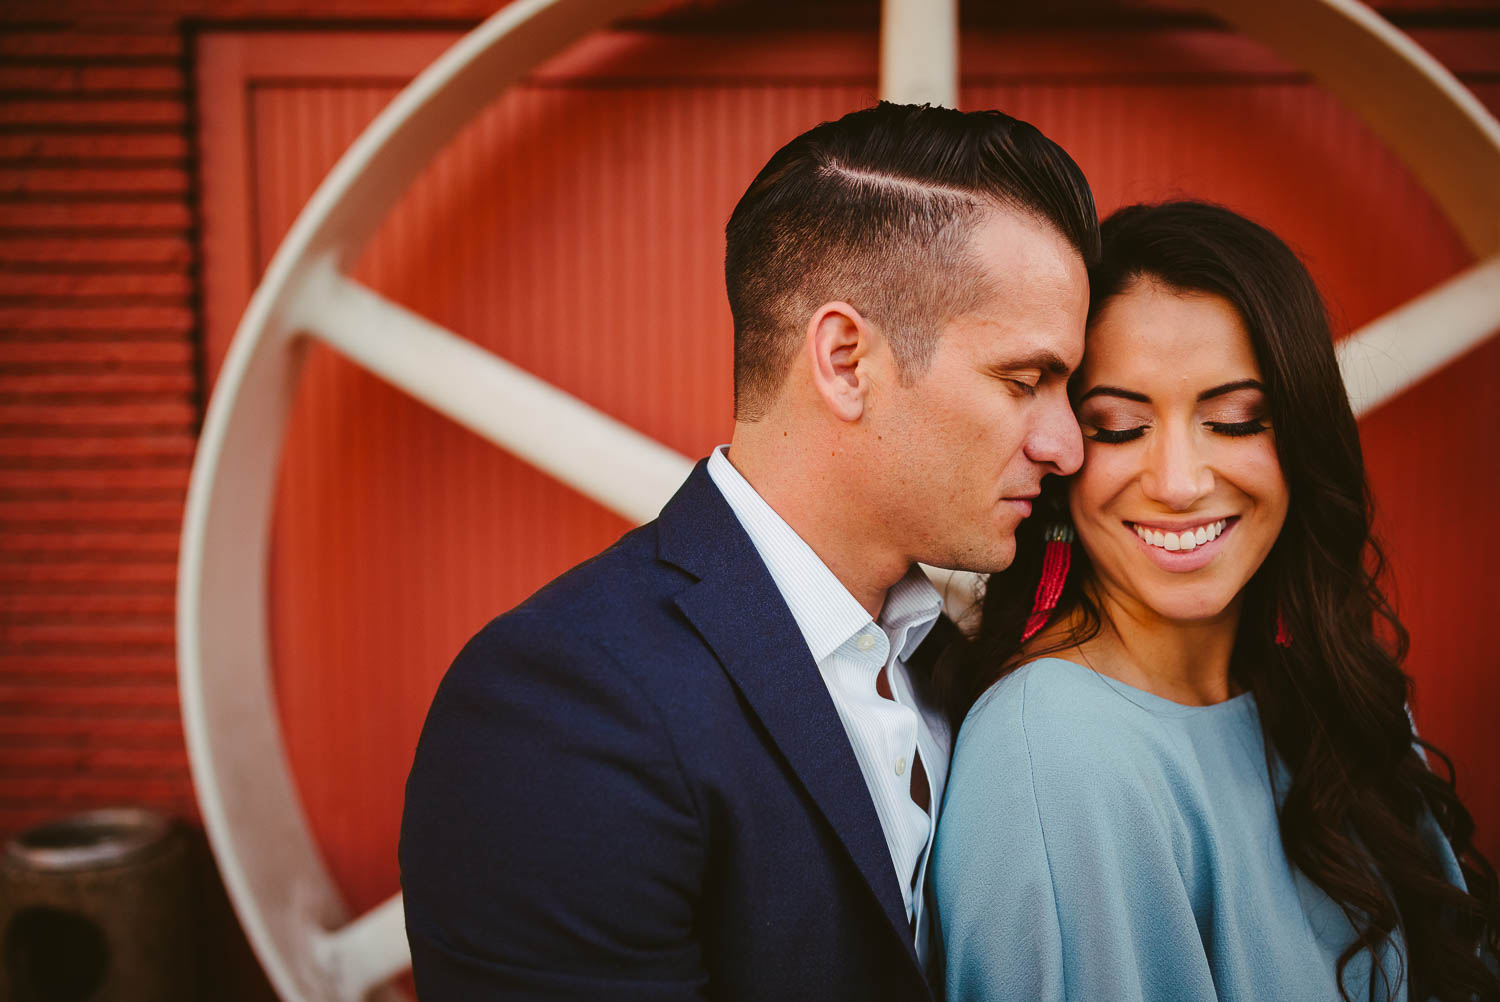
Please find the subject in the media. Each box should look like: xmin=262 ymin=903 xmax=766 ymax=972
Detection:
xmin=1141 ymin=426 xmax=1212 ymax=510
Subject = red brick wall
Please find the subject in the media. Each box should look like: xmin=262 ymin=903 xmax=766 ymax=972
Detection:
xmin=1 ymin=23 xmax=198 ymax=836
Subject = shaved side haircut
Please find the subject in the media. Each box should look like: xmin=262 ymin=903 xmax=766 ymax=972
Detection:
xmin=725 ymin=102 xmax=1100 ymax=420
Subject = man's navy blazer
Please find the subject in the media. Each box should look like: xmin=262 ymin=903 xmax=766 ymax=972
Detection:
xmin=400 ymin=460 xmax=952 ymax=1000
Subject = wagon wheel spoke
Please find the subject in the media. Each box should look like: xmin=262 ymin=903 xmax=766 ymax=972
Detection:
xmin=293 ymin=261 xmax=693 ymax=524
xmin=308 ymin=894 xmax=411 ymax=1001
xmin=1339 ymin=254 xmax=1500 ymax=416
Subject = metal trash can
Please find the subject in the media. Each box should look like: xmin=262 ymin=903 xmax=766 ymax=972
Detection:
xmin=1 ymin=807 xmax=197 ymax=1002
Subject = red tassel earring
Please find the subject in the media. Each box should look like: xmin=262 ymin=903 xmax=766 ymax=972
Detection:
xmin=1275 ymin=607 xmax=1292 ymax=648
xmin=1022 ymin=524 xmax=1075 ymax=643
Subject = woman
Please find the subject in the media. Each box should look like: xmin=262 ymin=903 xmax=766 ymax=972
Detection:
xmin=930 ymin=201 xmax=1499 ymax=1001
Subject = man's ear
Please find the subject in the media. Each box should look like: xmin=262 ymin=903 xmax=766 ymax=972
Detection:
xmin=806 ymin=301 xmax=878 ymax=422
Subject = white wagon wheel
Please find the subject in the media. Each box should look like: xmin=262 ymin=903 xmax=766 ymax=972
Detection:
xmin=177 ymin=1 xmax=1500 ymax=999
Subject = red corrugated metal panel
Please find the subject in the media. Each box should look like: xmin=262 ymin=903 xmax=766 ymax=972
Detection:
xmin=188 ymin=29 xmax=1500 ymax=921
xmin=245 ymin=67 xmax=878 ymax=912
xmin=0 ymin=25 xmax=198 ymax=835
xmin=1382 ymin=76 xmax=1500 ymax=839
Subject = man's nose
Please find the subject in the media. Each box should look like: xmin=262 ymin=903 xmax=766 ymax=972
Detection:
xmin=1027 ymin=395 xmax=1084 ymax=476
xmin=1141 ymin=424 xmax=1213 ymax=510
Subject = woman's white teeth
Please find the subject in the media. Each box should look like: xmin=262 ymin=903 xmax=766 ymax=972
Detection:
xmin=1134 ymin=519 xmax=1227 ymax=551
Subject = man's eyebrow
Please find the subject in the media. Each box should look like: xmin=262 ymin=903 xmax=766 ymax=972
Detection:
xmin=1197 ymin=379 xmax=1265 ymax=401
xmin=993 ymin=352 xmax=1073 ymax=378
xmin=1076 ymin=385 xmax=1149 ymax=404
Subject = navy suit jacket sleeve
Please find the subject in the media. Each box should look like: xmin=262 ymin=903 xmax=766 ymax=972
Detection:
xmin=399 ymin=606 xmax=709 ymax=1000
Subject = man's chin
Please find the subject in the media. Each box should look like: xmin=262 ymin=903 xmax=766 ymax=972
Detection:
xmin=924 ymin=538 xmax=1018 ymax=577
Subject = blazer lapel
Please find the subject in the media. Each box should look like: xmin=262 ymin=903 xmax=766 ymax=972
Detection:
xmin=658 ymin=463 xmax=918 ymax=963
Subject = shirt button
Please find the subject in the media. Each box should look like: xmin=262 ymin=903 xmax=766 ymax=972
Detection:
xmin=855 ymin=634 xmax=876 ymax=652
xmin=895 ymin=756 xmax=907 ymax=776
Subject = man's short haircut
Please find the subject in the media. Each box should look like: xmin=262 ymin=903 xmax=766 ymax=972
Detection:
xmin=725 ymin=102 xmax=1100 ymax=420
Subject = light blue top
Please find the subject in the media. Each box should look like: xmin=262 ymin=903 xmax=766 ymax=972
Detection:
xmin=930 ymin=657 xmax=1464 ymax=1002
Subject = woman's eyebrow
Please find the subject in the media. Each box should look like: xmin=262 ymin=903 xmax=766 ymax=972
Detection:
xmin=1076 ymin=379 xmax=1265 ymax=405
xmin=1076 ymin=385 xmax=1149 ymax=404
xmin=1197 ymin=379 xmax=1265 ymax=401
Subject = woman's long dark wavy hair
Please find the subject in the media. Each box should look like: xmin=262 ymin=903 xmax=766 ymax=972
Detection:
xmin=939 ymin=201 xmax=1500 ymax=1001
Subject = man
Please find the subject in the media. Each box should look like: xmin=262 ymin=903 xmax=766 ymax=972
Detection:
xmin=400 ymin=102 xmax=1098 ymax=1000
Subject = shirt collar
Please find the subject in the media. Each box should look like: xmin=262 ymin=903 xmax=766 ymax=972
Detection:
xmin=706 ymin=446 xmax=942 ymax=664
xmin=884 ymin=567 xmax=943 ymax=663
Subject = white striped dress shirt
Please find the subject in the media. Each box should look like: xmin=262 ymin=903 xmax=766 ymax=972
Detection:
xmin=706 ymin=447 xmax=950 ymax=965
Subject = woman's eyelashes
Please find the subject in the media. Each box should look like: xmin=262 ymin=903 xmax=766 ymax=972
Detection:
xmin=1206 ymin=419 xmax=1270 ymax=437
xmin=1082 ymin=418 xmax=1272 ymax=444
xmin=1086 ymin=425 xmax=1146 ymax=443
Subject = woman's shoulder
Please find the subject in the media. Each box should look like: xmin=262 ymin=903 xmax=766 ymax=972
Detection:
xmin=942 ymin=659 xmax=1209 ymax=880
xmin=964 ymin=658 xmax=1168 ymax=741
xmin=955 ymin=657 xmax=1206 ymax=798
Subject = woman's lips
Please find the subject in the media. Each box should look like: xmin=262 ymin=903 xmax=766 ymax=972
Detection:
xmin=1125 ymin=516 xmax=1240 ymax=571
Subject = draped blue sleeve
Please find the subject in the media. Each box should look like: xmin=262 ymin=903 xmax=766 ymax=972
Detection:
xmin=931 ymin=659 xmax=1223 ymax=1002
xmin=931 ymin=657 xmax=1469 ymax=1002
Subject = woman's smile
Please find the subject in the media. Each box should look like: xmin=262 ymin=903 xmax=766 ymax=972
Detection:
xmin=1124 ymin=516 xmax=1239 ymax=571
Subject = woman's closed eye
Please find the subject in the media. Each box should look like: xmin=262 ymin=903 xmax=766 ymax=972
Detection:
xmin=1085 ymin=419 xmax=1270 ymax=443
xmin=1206 ymin=419 xmax=1270 ymax=437
xmin=1085 ymin=424 xmax=1147 ymax=444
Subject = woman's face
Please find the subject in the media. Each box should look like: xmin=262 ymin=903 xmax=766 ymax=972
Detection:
xmin=1069 ymin=278 xmax=1289 ymax=626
